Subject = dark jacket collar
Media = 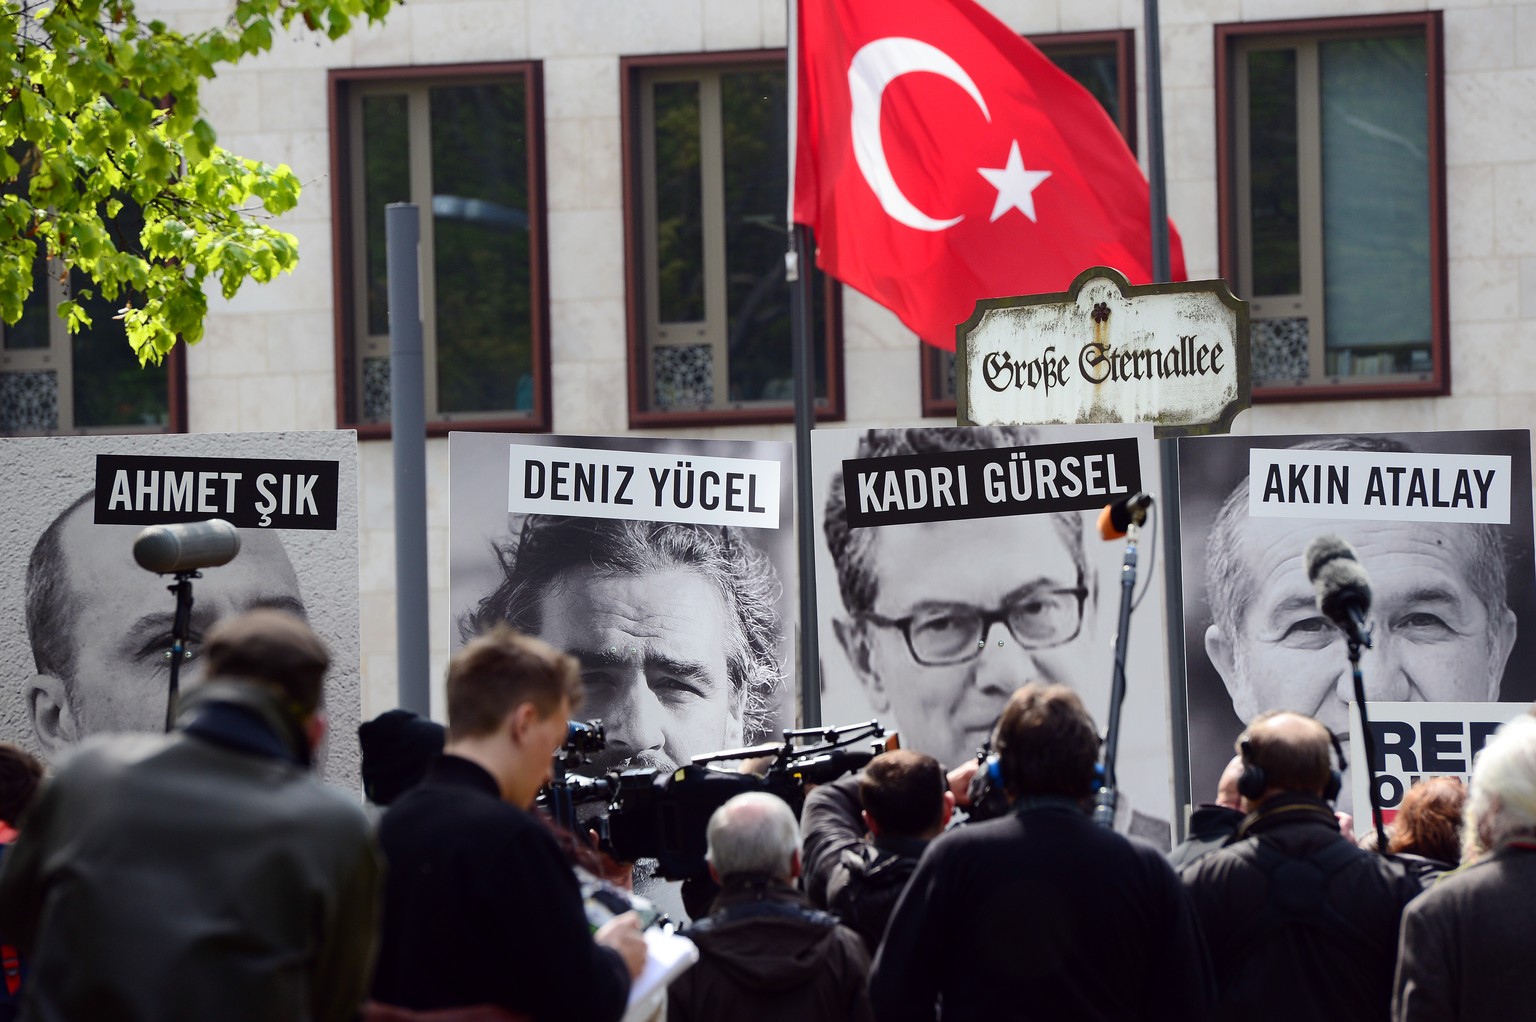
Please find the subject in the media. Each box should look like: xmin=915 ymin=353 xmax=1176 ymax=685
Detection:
xmin=1236 ymin=792 xmax=1339 ymax=840
xmin=871 ymin=833 xmax=931 ymax=860
xmin=423 ymin=753 xmax=503 ymax=800
xmin=176 ymin=679 xmax=309 ymax=765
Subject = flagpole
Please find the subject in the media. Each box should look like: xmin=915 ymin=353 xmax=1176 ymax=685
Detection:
xmin=1144 ymin=0 xmax=1191 ymax=836
xmin=787 ymin=0 xmax=823 ymax=727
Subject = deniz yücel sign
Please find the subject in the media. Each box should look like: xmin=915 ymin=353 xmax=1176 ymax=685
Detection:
xmin=93 ymin=454 xmax=341 ymax=530
xmin=956 ymin=265 xmax=1250 ymax=437
xmin=842 ymin=437 xmax=1140 ymax=529
xmin=508 ymin=444 xmax=780 ymax=528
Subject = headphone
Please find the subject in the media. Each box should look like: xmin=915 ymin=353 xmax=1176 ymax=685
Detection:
xmin=1237 ymin=730 xmax=1347 ymax=804
xmin=978 ymin=741 xmax=1106 ymax=798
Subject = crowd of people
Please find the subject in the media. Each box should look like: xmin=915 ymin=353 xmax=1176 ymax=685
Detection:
xmin=0 ymin=607 xmax=1529 ymax=1021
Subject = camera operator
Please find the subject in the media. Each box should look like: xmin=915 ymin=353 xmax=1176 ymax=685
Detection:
xmin=370 ymin=626 xmax=645 ymax=1020
xmin=800 ymin=749 xmax=956 ymax=953
xmin=668 ymin=792 xmax=872 ymax=1022
xmin=870 ymin=684 xmax=1212 ymax=1021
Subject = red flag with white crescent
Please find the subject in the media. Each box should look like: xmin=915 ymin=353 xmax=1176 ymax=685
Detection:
xmin=793 ymin=0 xmax=1185 ymax=350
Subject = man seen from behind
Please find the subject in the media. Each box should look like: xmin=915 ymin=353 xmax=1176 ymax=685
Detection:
xmin=668 ymin=791 xmax=872 ymax=1022
xmin=1182 ymin=711 xmax=1421 ymax=1021
xmin=0 ymin=609 xmax=380 ymax=1022
xmin=870 ymin=684 xmax=1211 ymax=1021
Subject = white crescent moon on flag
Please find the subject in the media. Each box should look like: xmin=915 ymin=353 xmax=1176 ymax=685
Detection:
xmin=848 ymin=37 xmax=991 ymax=233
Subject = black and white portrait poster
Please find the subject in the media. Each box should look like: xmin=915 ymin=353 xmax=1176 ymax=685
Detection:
xmin=811 ymin=424 xmax=1175 ymax=847
xmin=1177 ymin=429 xmax=1536 ymax=816
xmin=450 ymin=431 xmax=798 ymax=769
xmin=0 ymin=431 xmax=362 ymax=785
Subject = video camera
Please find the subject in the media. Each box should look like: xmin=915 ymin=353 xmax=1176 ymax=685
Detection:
xmin=538 ymin=720 xmax=894 ymax=882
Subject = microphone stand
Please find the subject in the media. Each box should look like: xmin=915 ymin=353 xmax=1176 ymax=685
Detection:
xmin=1094 ymin=517 xmax=1141 ymax=830
xmin=1347 ymin=631 xmax=1388 ymax=852
xmin=164 ymin=570 xmax=200 ymax=732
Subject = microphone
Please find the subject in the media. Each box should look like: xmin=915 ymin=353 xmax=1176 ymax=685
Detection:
xmin=1097 ymin=492 xmax=1153 ymax=540
xmin=133 ymin=519 xmax=242 ymax=574
xmin=1304 ymin=534 xmax=1373 ymax=646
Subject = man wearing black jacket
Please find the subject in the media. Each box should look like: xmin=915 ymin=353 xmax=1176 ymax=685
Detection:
xmin=371 ymin=626 xmax=645 ymax=1019
xmin=1182 ymin=711 xmax=1420 ymax=1021
xmin=870 ymin=684 xmax=1212 ymax=1021
xmin=800 ymin=749 xmax=953 ymax=953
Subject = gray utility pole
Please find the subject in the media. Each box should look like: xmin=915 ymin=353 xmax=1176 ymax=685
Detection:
xmin=386 ymin=203 xmax=432 ymax=716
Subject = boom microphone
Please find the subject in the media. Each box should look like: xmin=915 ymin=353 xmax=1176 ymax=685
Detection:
xmin=1097 ymin=492 xmax=1154 ymax=540
xmin=133 ymin=519 xmax=242 ymax=574
xmin=1304 ymin=534 xmax=1373 ymax=646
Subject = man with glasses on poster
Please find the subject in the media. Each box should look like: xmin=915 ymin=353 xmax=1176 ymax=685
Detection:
xmin=824 ymin=426 xmax=1168 ymax=845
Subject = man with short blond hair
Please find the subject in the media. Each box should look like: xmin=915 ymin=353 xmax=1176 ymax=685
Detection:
xmin=371 ymin=625 xmax=645 ymax=1019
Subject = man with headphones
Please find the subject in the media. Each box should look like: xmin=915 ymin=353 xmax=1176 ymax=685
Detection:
xmin=1182 ymin=711 xmax=1422 ymax=1021
xmin=869 ymin=684 xmax=1212 ymax=1021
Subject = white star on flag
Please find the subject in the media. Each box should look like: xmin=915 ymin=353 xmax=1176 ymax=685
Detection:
xmin=977 ymin=141 xmax=1052 ymax=223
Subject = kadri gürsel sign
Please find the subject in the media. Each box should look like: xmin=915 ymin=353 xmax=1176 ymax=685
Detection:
xmin=957 ymin=266 xmax=1250 ymax=436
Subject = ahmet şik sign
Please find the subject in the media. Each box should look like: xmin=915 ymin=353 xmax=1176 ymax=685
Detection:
xmin=92 ymin=454 xmax=341 ymax=530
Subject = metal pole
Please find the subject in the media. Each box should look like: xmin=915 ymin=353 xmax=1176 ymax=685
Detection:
xmin=1142 ymin=0 xmax=1192 ymax=836
xmin=1143 ymin=0 xmax=1170 ymax=282
xmin=386 ymin=203 xmax=431 ymax=716
xmin=789 ymin=224 xmax=822 ymax=727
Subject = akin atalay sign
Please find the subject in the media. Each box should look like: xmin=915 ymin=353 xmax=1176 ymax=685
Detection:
xmin=957 ymin=266 xmax=1250 ymax=437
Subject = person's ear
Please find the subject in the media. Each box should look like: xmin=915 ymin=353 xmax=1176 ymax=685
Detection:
xmin=507 ymin=702 xmax=541 ymax=747
xmin=834 ymin=617 xmax=889 ymax=715
xmin=789 ymin=848 xmax=801 ymax=882
xmin=940 ymin=789 xmax=956 ymax=829
xmin=28 ymin=674 xmax=78 ymax=763
xmin=1489 ymin=607 xmax=1518 ymax=698
xmin=707 ymin=861 xmax=721 ymax=886
xmin=861 ymin=808 xmax=880 ymax=837
xmin=1205 ymin=623 xmax=1254 ymax=719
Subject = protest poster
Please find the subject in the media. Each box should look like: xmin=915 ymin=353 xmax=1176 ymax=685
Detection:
xmin=449 ymin=431 xmax=797 ymax=767
xmin=1348 ymin=701 xmax=1530 ymax=827
xmin=811 ymin=423 xmax=1174 ymax=848
xmin=0 ymin=432 xmax=361 ymax=785
xmin=1177 ymin=429 xmax=1536 ymax=816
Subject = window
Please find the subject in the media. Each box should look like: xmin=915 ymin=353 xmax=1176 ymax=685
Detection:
xmin=920 ymin=30 xmax=1137 ymax=417
xmin=1 ymin=196 xmax=178 ymax=436
xmin=1218 ymin=13 xmax=1446 ymax=399
xmin=331 ymin=64 xmax=550 ymax=435
xmin=625 ymin=52 xmax=844 ymax=426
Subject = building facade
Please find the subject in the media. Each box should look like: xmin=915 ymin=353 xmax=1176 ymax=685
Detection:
xmin=3 ymin=0 xmax=1533 ymax=717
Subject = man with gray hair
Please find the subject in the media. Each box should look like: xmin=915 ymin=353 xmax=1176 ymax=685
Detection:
xmin=1393 ymin=713 xmax=1536 ymax=1021
xmin=1200 ymin=434 xmax=1518 ymax=815
xmin=462 ymin=516 xmax=785 ymax=776
xmin=666 ymin=792 xmax=872 ymax=1022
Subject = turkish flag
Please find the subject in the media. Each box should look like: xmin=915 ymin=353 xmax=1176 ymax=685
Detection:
xmin=793 ymin=0 xmax=1186 ymax=350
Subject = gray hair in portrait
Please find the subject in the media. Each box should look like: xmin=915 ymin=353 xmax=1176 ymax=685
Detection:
xmin=459 ymin=515 xmax=786 ymax=745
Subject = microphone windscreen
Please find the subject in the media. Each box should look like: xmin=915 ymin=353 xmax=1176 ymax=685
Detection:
xmin=1304 ymin=534 xmax=1359 ymax=584
xmin=1314 ymin=557 xmax=1373 ymax=622
xmin=133 ymin=519 xmax=242 ymax=574
xmin=1097 ymin=503 xmax=1120 ymax=541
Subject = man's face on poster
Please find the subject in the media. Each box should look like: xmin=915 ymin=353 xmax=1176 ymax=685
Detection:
xmin=834 ymin=513 xmax=1091 ymax=770
xmin=533 ymin=564 xmax=744 ymax=774
xmin=1205 ymin=517 xmax=1517 ymax=749
xmin=28 ymin=507 xmax=306 ymax=760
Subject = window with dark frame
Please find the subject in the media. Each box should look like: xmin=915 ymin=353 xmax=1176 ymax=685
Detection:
xmin=331 ymin=64 xmax=550 ymax=435
xmin=1 ymin=155 xmax=177 ymax=437
xmin=625 ymin=52 xmax=843 ymax=427
xmin=919 ymin=30 xmax=1137 ymax=418
xmin=1220 ymin=12 xmax=1446 ymax=400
